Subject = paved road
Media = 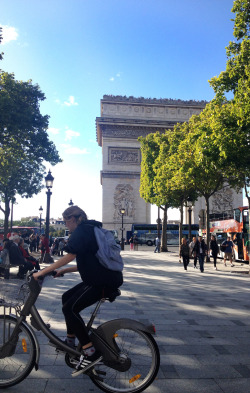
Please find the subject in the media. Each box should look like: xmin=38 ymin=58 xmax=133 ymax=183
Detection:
xmin=1 ymin=248 xmax=250 ymax=393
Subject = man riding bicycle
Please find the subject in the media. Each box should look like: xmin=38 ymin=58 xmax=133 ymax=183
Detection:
xmin=33 ymin=206 xmax=123 ymax=375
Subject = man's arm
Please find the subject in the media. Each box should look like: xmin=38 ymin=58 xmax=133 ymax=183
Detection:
xmin=55 ymin=265 xmax=78 ymax=277
xmin=33 ymin=253 xmax=76 ymax=280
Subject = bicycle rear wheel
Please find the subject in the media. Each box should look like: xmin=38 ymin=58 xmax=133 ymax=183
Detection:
xmin=90 ymin=327 xmax=160 ymax=393
xmin=0 ymin=315 xmax=36 ymax=388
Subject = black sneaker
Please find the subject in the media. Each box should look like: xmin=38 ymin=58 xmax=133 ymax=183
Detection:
xmin=72 ymin=351 xmax=103 ymax=377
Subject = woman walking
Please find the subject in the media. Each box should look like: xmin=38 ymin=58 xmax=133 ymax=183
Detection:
xmin=210 ymin=235 xmax=219 ymax=270
xmin=179 ymin=237 xmax=190 ymax=271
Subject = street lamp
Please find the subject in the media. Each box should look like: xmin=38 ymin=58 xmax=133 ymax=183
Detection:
xmin=120 ymin=208 xmax=126 ymax=250
xmin=39 ymin=206 xmax=43 ymax=234
xmin=68 ymin=199 xmax=74 ymax=206
xmin=187 ymin=198 xmax=193 ymax=243
xmin=45 ymin=170 xmax=54 ymax=240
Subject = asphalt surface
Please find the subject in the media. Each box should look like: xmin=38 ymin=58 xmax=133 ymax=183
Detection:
xmin=1 ymin=246 xmax=250 ymax=393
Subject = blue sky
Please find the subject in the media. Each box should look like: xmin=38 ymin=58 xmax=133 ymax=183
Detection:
xmin=0 ymin=0 xmax=236 ymax=222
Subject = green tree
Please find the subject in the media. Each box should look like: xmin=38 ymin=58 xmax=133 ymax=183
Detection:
xmin=139 ymin=130 xmax=197 ymax=251
xmin=210 ymin=0 xmax=250 ymax=98
xmin=209 ymin=0 xmax=250 ymax=250
xmin=0 ymin=72 xmax=62 ymax=236
xmin=139 ymin=132 xmax=173 ymax=251
xmin=169 ymin=109 xmax=227 ymax=247
xmin=154 ymin=124 xmax=198 ymax=248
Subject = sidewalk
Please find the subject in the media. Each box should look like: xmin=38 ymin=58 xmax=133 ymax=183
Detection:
xmin=1 ymin=248 xmax=250 ymax=393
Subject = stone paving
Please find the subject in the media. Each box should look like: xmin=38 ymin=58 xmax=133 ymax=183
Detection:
xmin=1 ymin=247 xmax=250 ymax=393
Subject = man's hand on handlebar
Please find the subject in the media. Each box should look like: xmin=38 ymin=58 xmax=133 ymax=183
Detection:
xmin=54 ymin=269 xmax=65 ymax=278
xmin=32 ymin=270 xmax=61 ymax=281
xmin=33 ymin=270 xmax=44 ymax=281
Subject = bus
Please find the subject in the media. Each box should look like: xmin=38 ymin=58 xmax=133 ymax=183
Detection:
xmin=130 ymin=223 xmax=199 ymax=246
xmin=209 ymin=206 xmax=249 ymax=263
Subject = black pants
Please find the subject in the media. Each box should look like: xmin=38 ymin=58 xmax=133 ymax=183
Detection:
xmin=182 ymin=255 xmax=189 ymax=270
xmin=62 ymin=282 xmax=104 ymax=346
xmin=212 ymin=253 xmax=217 ymax=267
xmin=18 ymin=260 xmax=34 ymax=276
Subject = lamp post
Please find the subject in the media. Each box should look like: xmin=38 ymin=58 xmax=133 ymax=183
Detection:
xmin=120 ymin=208 xmax=126 ymax=250
xmin=187 ymin=198 xmax=192 ymax=243
xmin=45 ymin=170 xmax=54 ymax=240
xmin=39 ymin=206 xmax=43 ymax=234
xmin=68 ymin=199 xmax=74 ymax=206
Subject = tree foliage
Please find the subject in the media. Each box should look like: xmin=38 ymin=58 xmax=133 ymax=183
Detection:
xmin=0 ymin=71 xmax=62 ymax=235
xmin=138 ymin=1 xmax=250 ymax=253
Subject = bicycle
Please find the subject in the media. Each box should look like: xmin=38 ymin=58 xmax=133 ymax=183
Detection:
xmin=0 ymin=271 xmax=160 ymax=393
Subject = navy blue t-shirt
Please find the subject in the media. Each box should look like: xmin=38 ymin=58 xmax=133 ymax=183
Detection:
xmin=64 ymin=220 xmax=123 ymax=288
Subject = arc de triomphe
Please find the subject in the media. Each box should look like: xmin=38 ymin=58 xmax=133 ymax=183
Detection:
xmin=96 ymin=95 xmax=242 ymax=237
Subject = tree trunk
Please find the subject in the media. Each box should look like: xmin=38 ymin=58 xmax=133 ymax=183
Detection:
xmin=244 ymin=183 xmax=250 ymax=263
xmin=4 ymin=198 xmax=10 ymax=237
xmin=205 ymin=195 xmax=210 ymax=262
xmin=179 ymin=203 xmax=183 ymax=256
xmin=161 ymin=205 xmax=168 ymax=252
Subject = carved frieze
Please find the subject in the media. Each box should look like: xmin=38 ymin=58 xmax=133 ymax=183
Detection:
xmin=113 ymin=184 xmax=135 ymax=220
xmin=211 ymin=187 xmax=234 ymax=215
xmin=109 ymin=148 xmax=140 ymax=165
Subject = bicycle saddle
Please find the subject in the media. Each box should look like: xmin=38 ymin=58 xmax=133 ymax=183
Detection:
xmin=105 ymin=288 xmax=121 ymax=302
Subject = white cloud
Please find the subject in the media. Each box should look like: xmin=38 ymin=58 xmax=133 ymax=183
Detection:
xmin=109 ymin=72 xmax=122 ymax=82
xmin=63 ymin=96 xmax=78 ymax=106
xmin=1 ymin=25 xmax=18 ymax=44
xmin=61 ymin=144 xmax=89 ymax=155
xmin=65 ymin=129 xmax=80 ymax=141
xmin=48 ymin=127 xmax=60 ymax=135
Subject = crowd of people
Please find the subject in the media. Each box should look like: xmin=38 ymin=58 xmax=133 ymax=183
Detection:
xmin=179 ymin=235 xmax=235 ymax=272
xmin=0 ymin=230 xmax=68 ymax=279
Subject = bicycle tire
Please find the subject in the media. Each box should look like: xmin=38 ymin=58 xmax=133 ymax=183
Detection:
xmin=90 ymin=327 xmax=160 ymax=393
xmin=0 ymin=315 xmax=36 ymax=388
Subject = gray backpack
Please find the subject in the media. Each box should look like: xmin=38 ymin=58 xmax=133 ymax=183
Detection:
xmin=94 ymin=227 xmax=123 ymax=272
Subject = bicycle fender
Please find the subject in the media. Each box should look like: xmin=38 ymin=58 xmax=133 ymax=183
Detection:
xmin=7 ymin=314 xmax=40 ymax=370
xmin=97 ymin=318 xmax=154 ymax=335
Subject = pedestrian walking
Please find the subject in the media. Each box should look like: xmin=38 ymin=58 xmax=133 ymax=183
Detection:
xmin=209 ymin=235 xmax=219 ymax=270
xmin=133 ymin=235 xmax=138 ymax=251
xmin=189 ymin=236 xmax=198 ymax=268
xmin=154 ymin=237 xmax=161 ymax=253
xmin=221 ymin=236 xmax=234 ymax=267
xmin=129 ymin=236 xmax=134 ymax=251
xmin=179 ymin=237 xmax=189 ymax=270
xmin=193 ymin=236 xmax=207 ymax=272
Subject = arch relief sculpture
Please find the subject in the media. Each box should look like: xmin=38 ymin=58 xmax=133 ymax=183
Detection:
xmin=211 ymin=187 xmax=234 ymax=215
xmin=114 ymin=184 xmax=135 ymax=220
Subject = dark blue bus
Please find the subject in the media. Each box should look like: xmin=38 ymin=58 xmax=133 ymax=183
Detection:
xmin=130 ymin=223 xmax=199 ymax=246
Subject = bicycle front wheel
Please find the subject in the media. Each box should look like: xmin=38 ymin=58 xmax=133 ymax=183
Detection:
xmin=91 ymin=328 xmax=160 ymax=393
xmin=0 ymin=315 xmax=36 ymax=388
